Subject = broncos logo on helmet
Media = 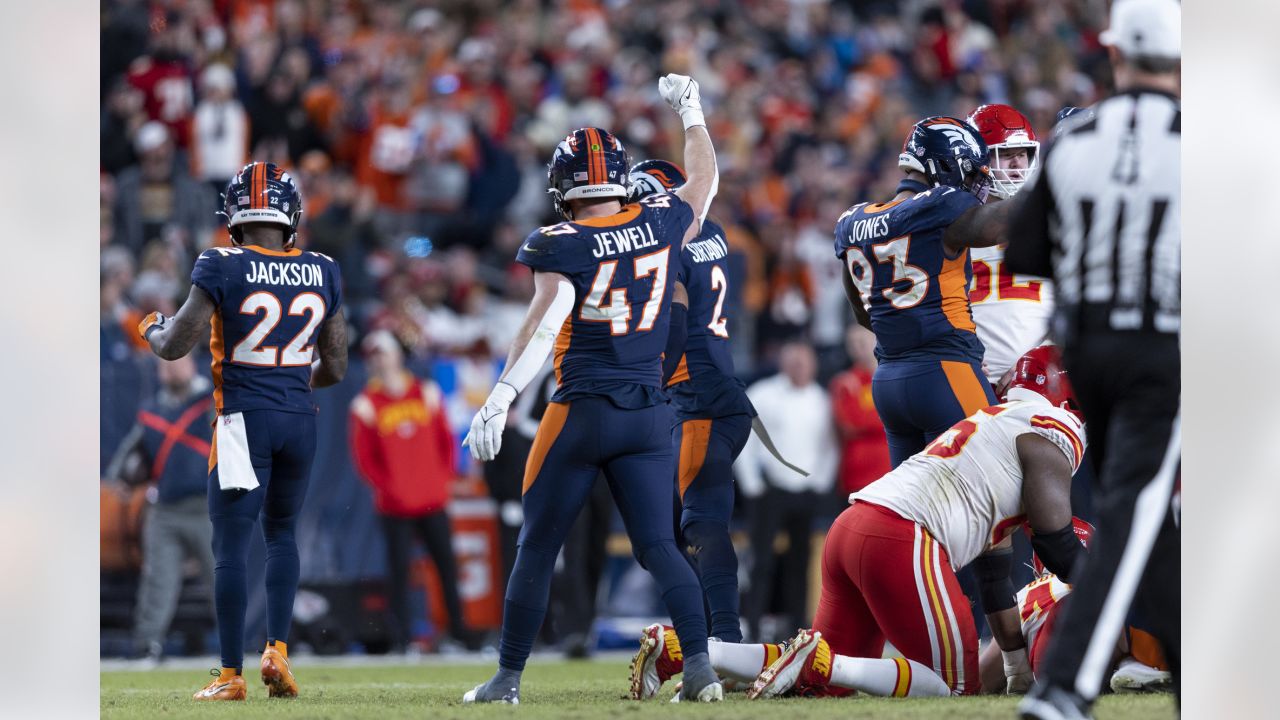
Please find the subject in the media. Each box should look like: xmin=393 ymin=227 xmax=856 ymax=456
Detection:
xmin=898 ymin=116 xmax=993 ymax=202
xmin=628 ymin=158 xmax=687 ymax=202
xmin=547 ymin=127 xmax=631 ymax=220
xmin=220 ymin=161 xmax=304 ymax=247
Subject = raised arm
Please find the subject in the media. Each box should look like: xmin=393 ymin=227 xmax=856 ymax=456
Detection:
xmin=943 ymin=193 xmax=1021 ymax=255
xmin=310 ymin=308 xmax=349 ymax=388
xmin=660 ymin=74 xmax=719 ymax=244
xmin=464 ymin=271 xmax=576 ymax=461
xmin=139 ymin=285 xmax=216 ymax=360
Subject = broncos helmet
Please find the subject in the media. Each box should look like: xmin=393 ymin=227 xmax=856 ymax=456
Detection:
xmin=221 ymin=161 xmax=303 ymax=247
xmin=898 ymin=116 xmax=993 ymax=202
xmin=547 ymin=128 xmax=631 ymax=220
xmin=1053 ymin=105 xmax=1096 ymax=141
xmin=967 ymin=104 xmax=1039 ymax=199
xmin=628 ymin=158 xmax=687 ymax=201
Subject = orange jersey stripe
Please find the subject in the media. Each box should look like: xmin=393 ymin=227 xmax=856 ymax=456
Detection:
xmin=553 ymin=316 xmax=572 ymax=386
xmin=584 ymin=128 xmax=602 ymax=185
xmin=574 ymin=204 xmax=641 ymax=228
xmin=940 ymin=360 xmax=992 ymax=415
xmin=523 ymin=402 xmax=570 ymax=495
xmin=667 ymin=353 xmax=691 ymax=386
xmin=209 ymin=313 xmax=226 ymax=411
xmin=677 ymin=419 xmax=712 ymax=499
xmin=938 ymin=250 xmax=977 ymax=332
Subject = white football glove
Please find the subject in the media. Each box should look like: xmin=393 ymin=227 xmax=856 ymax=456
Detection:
xmin=658 ymin=74 xmax=705 ymax=130
xmin=463 ymin=382 xmax=518 ymax=462
xmin=1002 ymin=647 xmax=1033 ymax=695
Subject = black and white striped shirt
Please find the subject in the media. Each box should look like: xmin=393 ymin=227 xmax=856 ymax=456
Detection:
xmin=1005 ymin=87 xmax=1180 ymax=337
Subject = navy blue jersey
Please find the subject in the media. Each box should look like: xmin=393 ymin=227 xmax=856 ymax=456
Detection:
xmin=516 ymin=193 xmax=694 ymax=408
xmin=834 ymin=187 xmax=985 ymax=363
xmin=190 ymin=244 xmax=343 ymax=415
xmin=667 ymin=219 xmax=755 ymax=420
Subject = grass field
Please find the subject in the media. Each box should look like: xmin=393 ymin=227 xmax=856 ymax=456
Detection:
xmin=102 ymin=656 xmax=1176 ymax=719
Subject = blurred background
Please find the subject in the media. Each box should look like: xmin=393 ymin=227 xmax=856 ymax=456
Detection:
xmin=99 ymin=0 xmax=1113 ymax=662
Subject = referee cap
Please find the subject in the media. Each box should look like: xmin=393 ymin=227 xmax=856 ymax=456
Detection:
xmin=1099 ymin=0 xmax=1181 ymax=60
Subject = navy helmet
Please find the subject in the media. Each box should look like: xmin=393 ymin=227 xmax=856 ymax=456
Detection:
xmin=628 ymin=158 xmax=687 ymax=201
xmin=898 ymin=116 xmax=993 ymax=201
xmin=1053 ymin=105 xmax=1096 ymax=140
xmin=547 ymin=128 xmax=630 ymax=220
xmin=220 ymin=161 xmax=303 ymax=247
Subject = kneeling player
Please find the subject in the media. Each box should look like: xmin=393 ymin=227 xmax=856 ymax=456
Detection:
xmin=748 ymin=347 xmax=1085 ymax=699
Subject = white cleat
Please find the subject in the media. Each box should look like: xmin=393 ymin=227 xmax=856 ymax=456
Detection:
xmin=1109 ymin=657 xmax=1172 ymax=693
xmin=747 ymin=629 xmax=826 ymax=699
xmin=629 ymin=623 xmax=681 ymax=700
xmin=462 ymin=683 xmax=519 ymax=704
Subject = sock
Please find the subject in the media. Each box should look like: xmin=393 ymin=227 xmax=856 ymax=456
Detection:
xmin=683 ymin=521 xmax=742 ymax=642
xmin=680 ymin=651 xmax=718 ymax=698
xmin=829 ymin=655 xmax=951 ymax=697
xmin=497 ymin=542 xmax=558 ymax=671
xmin=708 ymin=641 xmax=783 ymax=682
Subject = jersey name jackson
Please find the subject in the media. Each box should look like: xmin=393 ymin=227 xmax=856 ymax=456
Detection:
xmin=244 ymin=260 xmax=327 ymax=287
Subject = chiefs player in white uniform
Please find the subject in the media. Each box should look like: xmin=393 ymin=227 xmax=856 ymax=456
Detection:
xmin=630 ymin=348 xmax=1089 ymax=700
xmin=745 ymin=346 xmax=1088 ymax=699
xmin=966 ymin=104 xmax=1054 ymax=388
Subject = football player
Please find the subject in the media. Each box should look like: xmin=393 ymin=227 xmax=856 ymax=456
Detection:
xmin=741 ymin=346 xmax=1088 ymax=699
xmin=964 ymin=104 xmax=1055 ymax=390
xmin=834 ymin=116 xmax=1002 ymax=468
xmin=139 ymin=162 xmax=348 ymax=701
xmin=630 ymin=158 xmax=756 ymax=646
xmin=460 ymin=74 xmax=726 ymax=704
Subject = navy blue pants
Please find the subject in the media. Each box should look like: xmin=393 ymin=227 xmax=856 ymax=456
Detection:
xmin=207 ymin=409 xmax=315 ymax=670
xmin=672 ymin=413 xmax=752 ymax=641
xmin=872 ymin=358 xmax=998 ymax=467
xmin=501 ymin=397 xmax=708 ymax=671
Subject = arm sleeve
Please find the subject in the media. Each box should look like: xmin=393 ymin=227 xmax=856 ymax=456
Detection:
xmin=500 ymin=276 xmax=576 ymax=393
xmin=1004 ymin=169 xmax=1056 ymax=278
xmin=190 ymin=250 xmax=226 ymax=307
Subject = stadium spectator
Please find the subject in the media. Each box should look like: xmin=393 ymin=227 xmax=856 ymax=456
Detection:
xmin=349 ymin=330 xmax=479 ymax=651
xmin=112 ymin=121 xmax=215 ymax=256
xmin=190 ymin=63 xmax=249 ymax=193
xmin=104 ymin=354 xmax=215 ymax=662
xmin=829 ymin=324 xmax=891 ymax=494
xmin=736 ymin=341 xmax=837 ymax=642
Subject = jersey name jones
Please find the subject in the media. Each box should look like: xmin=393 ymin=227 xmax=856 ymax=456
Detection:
xmin=848 ymin=212 xmax=891 ymax=243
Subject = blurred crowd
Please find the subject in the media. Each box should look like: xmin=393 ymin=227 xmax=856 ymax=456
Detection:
xmin=100 ymin=0 xmax=1113 ymax=653
xmin=101 ymin=0 xmax=1111 ymax=372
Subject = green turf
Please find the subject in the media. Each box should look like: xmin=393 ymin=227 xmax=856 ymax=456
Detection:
xmin=101 ymin=659 xmax=1175 ymax=719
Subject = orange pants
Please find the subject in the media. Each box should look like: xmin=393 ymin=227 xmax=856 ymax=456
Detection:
xmin=813 ymin=501 xmax=979 ymax=695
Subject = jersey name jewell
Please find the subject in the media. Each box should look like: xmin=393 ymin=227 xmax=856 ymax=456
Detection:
xmin=592 ymin=223 xmax=659 ymax=258
xmin=245 ymin=260 xmax=325 ymax=287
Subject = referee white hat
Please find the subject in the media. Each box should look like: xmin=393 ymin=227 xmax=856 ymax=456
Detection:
xmin=1099 ymin=0 xmax=1181 ymax=60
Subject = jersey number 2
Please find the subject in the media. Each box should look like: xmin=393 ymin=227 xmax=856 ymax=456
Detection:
xmin=232 ymin=291 xmax=327 ymax=366
xmin=580 ymin=249 xmax=669 ymax=335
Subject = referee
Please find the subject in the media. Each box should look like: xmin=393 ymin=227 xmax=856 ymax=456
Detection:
xmin=1004 ymin=1 xmax=1182 ymax=717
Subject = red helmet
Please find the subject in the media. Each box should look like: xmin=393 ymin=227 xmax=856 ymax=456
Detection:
xmin=1003 ymin=345 xmax=1081 ymax=419
xmin=1031 ymin=517 xmax=1094 ymax=576
xmin=967 ymin=104 xmax=1039 ymax=199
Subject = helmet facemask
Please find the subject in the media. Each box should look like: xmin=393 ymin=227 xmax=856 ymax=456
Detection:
xmin=987 ymin=139 xmax=1040 ymax=199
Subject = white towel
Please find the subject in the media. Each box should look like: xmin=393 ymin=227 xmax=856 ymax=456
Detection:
xmin=214 ymin=412 xmax=260 ymax=492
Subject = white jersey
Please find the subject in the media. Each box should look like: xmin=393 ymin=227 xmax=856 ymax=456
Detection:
xmin=1016 ymin=574 xmax=1072 ymax=650
xmin=969 ymin=244 xmax=1055 ymax=383
xmin=851 ymin=400 xmax=1085 ymax=569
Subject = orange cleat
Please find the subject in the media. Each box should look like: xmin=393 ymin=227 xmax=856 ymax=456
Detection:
xmin=193 ymin=668 xmax=246 ymax=701
xmin=260 ymin=642 xmax=299 ymax=698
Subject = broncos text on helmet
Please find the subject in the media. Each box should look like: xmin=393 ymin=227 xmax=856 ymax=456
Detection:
xmin=220 ymin=161 xmax=303 ymax=247
xmin=967 ymin=104 xmax=1040 ymax=199
xmin=628 ymin=158 xmax=688 ymax=202
xmin=898 ymin=116 xmax=994 ymax=202
xmin=547 ymin=127 xmax=631 ymax=220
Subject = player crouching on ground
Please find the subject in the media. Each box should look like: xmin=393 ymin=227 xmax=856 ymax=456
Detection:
xmin=631 ymin=346 xmax=1087 ymax=700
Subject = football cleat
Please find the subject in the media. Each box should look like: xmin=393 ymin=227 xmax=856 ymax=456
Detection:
xmin=747 ymin=629 xmax=832 ymax=699
xmin=1109 ymin=657 xmax=1173 ymax=693
xmin=260 ymin=642 xmax=298 ymax=698
xmin=629 ymin=623 xmax=684 ymax=700
xmin=1018 ymin=682 xmax=1093 ymax=720
xmin=192 ymin=668 xmax=246 ymax=701
xmin=462 ymin=682 xmax=520 ymax=704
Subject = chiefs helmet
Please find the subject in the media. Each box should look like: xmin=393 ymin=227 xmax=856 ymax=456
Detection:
xmin=220 ymin=161 xmax=303 ymax=247
xmin=967 ymin=104 xmax=1039 ymax=199
xmin=1030 ymin=517 xmax=1095 ymax=576
xmin=1003 ymin=345 xmax=1081 ymax=419
xmin=547 ymin=127 xmax=631 ymax=220
xmin=898 ymin=116 xmax=993 ymax=202
xmin=628 ymin=158 xmax=687 ymax=201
